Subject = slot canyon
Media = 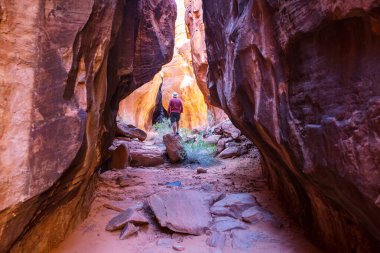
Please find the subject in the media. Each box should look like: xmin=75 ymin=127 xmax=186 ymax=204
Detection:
xmin=0 ymin=0 xmax=379 ymax=253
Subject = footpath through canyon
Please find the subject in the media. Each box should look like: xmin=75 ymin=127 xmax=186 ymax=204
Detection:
xmin=52 ymin=121 xmax=321 ymax=253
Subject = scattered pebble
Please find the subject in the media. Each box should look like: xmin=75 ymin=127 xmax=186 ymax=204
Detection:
xmin=173 ymin=244 xmax=185 ymax=251
xmin=196 ymin=167 xmax=207 ymax=174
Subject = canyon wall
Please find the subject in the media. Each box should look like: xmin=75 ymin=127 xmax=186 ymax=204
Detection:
xmin=201 ymin=0 xmax=380 ymax=252
xmin=0 ymin=0 xmax=176 ymax=252
xmin=118 ymin=0 xmax=210 ymax=131
xmin=185 ymin=0 xmax=227 ymax=125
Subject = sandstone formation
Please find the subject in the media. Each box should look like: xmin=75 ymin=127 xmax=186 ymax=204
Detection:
xmin=0 ymin=0 xmax=176 ymax=252
xmin=184 ymin=0 xmax=228 ymax=125
xmin=118 ymin=0 xmax=227 ymax=131
xmin=163 ymin=134 xmax=187 ymax=163
xmin=148 ymin=190 xmax=221 ymax=235
xmin=115 ymin=121 xmax=147 ymax=141
xmin=108 ymin=143 xmax=130 ymax=170
xmin=117 ymin=73 xmax=163 ymax=131
xmin=201 ymin=0 xmax=380 ymax=252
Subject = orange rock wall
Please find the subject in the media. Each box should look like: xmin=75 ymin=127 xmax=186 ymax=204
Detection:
xmin=119 ymin=0 xmax=210 ymax=130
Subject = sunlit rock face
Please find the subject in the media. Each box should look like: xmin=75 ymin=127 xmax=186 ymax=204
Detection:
xmin=184 ymin=0 xmax=228 ymax=125
xmin=119 ymin=0 xmax=210 ymax=130
xmin=201 ymin=0 xmax=380 ymax=252
xmin=118 ymin=73 xmax=163 ymax=131
xmin=0 ymin=0 xmax=176 ymax=252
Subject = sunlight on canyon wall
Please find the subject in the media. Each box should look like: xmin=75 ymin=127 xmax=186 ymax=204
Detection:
xmin=118 ymin=0 xmax=209 ymax=130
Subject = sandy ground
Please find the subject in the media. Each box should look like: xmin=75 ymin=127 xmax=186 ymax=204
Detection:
xmin=52 ymin=149 xmax=323 ymax=253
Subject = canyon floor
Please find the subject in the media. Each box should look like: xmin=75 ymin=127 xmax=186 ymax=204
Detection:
xmin=52 ymin=147 xmax=323 ymax=253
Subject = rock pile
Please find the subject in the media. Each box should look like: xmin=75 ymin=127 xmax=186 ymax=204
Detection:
xmin=208 ymin=121 xmax=255 ymax=159
xmin=104 ymin=190 xmax=280 ymax=251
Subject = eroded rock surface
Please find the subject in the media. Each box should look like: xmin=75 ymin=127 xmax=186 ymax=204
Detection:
xmin=163 ymin=134 xmax=187 ymax=163
xmin=201 ymin=0 xmax=380 ymax=252
xmin=116 ymin=121 xmax=147 ymax=141
xmin=0 ymin=0 xmax=176 ymax=252
xmin=148 ymin=190 xmax=221 ymax=235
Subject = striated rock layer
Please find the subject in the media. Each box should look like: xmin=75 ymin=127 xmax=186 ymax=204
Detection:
xmin=0 ymin=0 xmax=176 ymax=252
xmin=201 ymin=0 xmax=380 ymax=252
xmin=185 ymin=0 xmax=227 ymax=125
xmin=118 ymin=0 xmax=227 ymax=131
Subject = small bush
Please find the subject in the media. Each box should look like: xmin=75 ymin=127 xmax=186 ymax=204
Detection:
xmin=182 ymin=135 xmax=219 ymax=167
xmin=153 ymin=118 xmax=172 ymax=137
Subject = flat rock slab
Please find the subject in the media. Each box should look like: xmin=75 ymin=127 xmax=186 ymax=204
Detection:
xmin=148 ymin=190 xmax=221 ymax=235
xmin=210 ymin=193 xmax=257 ymax=219
xmin=231 ymin=230 xmax=279 ymax=250
xmin=106 ymin=208 xmax=148 ymax=231
xmin=211 ymin=216 xmax=248 ymax=232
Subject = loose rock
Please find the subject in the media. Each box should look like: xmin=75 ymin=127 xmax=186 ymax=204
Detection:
xmin=172 ymin=245 xmax=185 ymax=251
xmin=210 ymin=193 xmax=257 ymax=219
xmin=206 ymin=231 xmax=226 ymax=248
xmin=119 ymin=223 xmax=139 ymax=240
xmin=211 ymin=216 xmax=248 ymax=232
xmin=116 ymin=121 xmax=147 ymax=141
xmin=105 ymin=208 xmax=148 ymax=231
xmin=163 ymin=134 xmax=187 ymax=163
xmin=148 ymin=190 xmax=221 ymax=235
xmin=108 ymin=143 xmax=130 ymax=169
xmin=196 ymin=167 xmax=207 ymax=174
xmin=217 ymin=147 xmax=240 ymax=159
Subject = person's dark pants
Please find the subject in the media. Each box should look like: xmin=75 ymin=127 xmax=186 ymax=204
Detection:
xmin=170 ymin=112 xmax=181 ymax=124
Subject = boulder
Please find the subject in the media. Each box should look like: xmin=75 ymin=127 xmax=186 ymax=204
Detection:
xmin=108 ymin=143 xmax=130 ymax=170
xmin=204 ymin=135 xmax=221 ymax=145
xmin=163 ymin=134 xmax=186 ymax=163
xmin=116 ymin=121 xmax=147 ymax=141
xmin=119 ymin=223 xmax=139 ymax=240
xmin=118 ymin=140 xmax=164 ymax=167
xmin=148 ymin=190 xmax=221 ymax=235
xmin=220 ymin=121 xmax=241 ymax=139
xmin=217 ymin=147 xmax=240 ymax=159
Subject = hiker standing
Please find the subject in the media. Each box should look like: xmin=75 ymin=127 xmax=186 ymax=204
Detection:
xmin=168 ymin=92 xmax=183 ymax=135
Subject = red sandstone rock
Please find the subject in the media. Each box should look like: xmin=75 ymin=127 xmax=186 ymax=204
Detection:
xmin=116 ymin=121 xmax=147 ymax=141
xmin=116 ymin=139 xmax=165 ymax=167
xmin=184 ymin=0 xmax=228 ymax=125
xmin=108 ymin=143 xmax=130 ymax=170
xmin=201 ymin=1 xmax=380 ymax=252
xmin=0 ymin=0 xmax=176 ymax=252
xmin=163 ymin=134 xmax=187 ymax=163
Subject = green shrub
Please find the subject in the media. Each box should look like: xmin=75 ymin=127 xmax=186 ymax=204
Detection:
xmin=153 ymin=118 xmax=171 ymax=137
xmin=181 ymin=135 xmax=219 ymax=167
